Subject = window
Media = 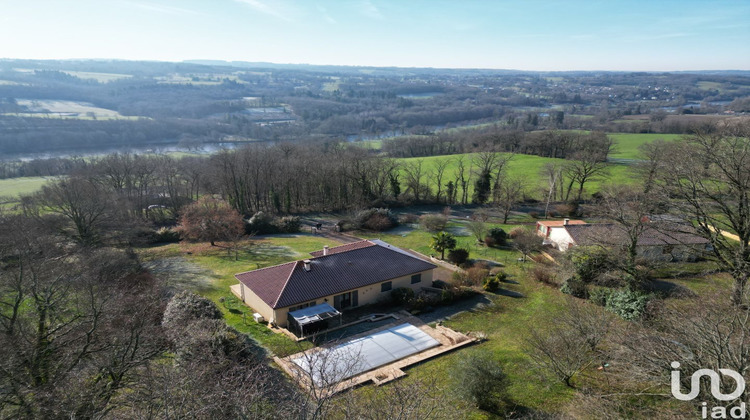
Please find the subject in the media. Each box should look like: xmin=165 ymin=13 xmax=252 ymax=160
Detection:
xmin=381 ymin=281 xmax=392 ymax=292
xmin=289 ymin=301 xmax=315 ymax=312
xmin=411 ymin=274 xmax=422 ymax=284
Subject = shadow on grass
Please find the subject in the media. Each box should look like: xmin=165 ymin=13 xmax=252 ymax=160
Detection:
xmin=494 ymin=289 xmax=524 ymax=298
xmin=143 ymin=256 xmax=216 ymax=292
xmin=418 ymin=293 xmax=494 ymax=324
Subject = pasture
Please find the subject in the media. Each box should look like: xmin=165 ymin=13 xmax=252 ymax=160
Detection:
xmin=608 ymin=132 xmax=682 ymax=159
xmin=9 ymin=99 xmax=138 ymax=120
xmin=398 ymin=153 xmax=636 ymax=201
xmin=61 ymin=70 xmax=132 ymax=83
xmin=155 ymin=73 xmax=248 ymax=85
xmin=0 ymin=176 xmax=52 ymax=197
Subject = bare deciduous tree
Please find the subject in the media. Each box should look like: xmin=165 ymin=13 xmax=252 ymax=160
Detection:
xmin=494 ymin=176 xmax=525 ymax=224
xmin=649 ymin=121 xmax=750 ymax=305
xmin=33 ymin=176 xmax=109 ymax=243
xmin=525 ymin=299 xmax=611 ymax=388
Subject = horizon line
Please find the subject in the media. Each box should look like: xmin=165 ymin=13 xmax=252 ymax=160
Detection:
xmin=1 ymin=57 xmax=748 ymax=74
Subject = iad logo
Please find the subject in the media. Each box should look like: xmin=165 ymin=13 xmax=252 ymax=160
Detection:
xmin=671 ymin=361 xmax=747 ymax=419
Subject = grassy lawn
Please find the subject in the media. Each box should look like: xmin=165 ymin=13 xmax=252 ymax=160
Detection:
xmin=404 ymin=281 xmax=575 ymax=415
xmin=353 ymin=221 xmax=576 ymax=415
xmin=0 ymin=176 xmax=53 ymax=197
xmin=136 ymin=215 xmax=736 ymax=417
xmin=138 ymin=234 xmax=339 ymax=356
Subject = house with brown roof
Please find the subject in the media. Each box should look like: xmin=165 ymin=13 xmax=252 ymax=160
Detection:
xmin=232 ymin=240 xmax=436 ymax=328
xmin=543 ymin=221 xmax=711 ymax=261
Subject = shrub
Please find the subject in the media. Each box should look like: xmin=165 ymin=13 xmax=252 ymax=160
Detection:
xmin=451 ymin=350 xmax=510 ymax=413
xmin=275 ymin=216 xmax=301 ymax=233
xmin=363 ymin=212 xmax=394 ymax=231
xmin=354 ymin=208 xmax=398 ymax=232
xmin=569 ymin=247 xmax=615 ymax=283
xmin=356 ymin=208 xmax=398 ymax=231
xmin=552 ymin=203 xmax=576 ymax=217
xmin=419 ymin=213 xmax=448 ymax=232
xmin=532 ymin=266 xmax=557 ymax=286
xmin=410 ymin=291 xmax=441 ymax=312
xmin=391 ymin=287 xmax=415 ymax=305
xmin=528 ymin=211 xmax=540 ymax=219
xmin=467 ymin=267 xmax=490 ymax=287
xmin=447 ymin=248 xmax=470 ymax=265
xmin=560 ymin=276 xmax=589 ymax=299
xmin=487 ymin=227 xmax=508 ymax=246
xmin=483 ymin=276 xmax=501 ymax=292
xmin=494 ymin=271 xmax=508 ymax=282
xmin=605 ymin=289 xmax=652 ymax=321
xmin=451 ymin=270 xmax=470 ymax=287
xmin=163 ymin=291 xmax=223 ymax=329
xmin=398 ymin=213 xmax=419 ymax=224
xmin=589 ymin=287 xmax=613 ymax=306
xmin=508 ymin=226 xmax=526 ymax=239
xmin=154 ymin=227 xmax=181 ymax=243
xmin=245 ymin=211 xmax=278 ymax=235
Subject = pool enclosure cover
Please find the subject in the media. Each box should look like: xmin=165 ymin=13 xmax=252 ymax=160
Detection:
xmin=291 ymin=323 xmax=440 ymax=387
xmin=287 ymin=303 xmax=341 ymax=336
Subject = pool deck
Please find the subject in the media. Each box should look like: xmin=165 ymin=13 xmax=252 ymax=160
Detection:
xmin=273 ymin=311 xmax=476 ymax=395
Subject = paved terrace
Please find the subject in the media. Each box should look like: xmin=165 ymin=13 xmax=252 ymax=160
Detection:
xmin=274 ymin=311 xmax=476 ymax=395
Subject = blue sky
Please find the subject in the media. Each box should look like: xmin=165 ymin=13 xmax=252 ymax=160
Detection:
xmin=1 ymin=0 xmax=748 ymax=71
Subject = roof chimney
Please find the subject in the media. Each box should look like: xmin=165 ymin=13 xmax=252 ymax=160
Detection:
xmin=303 ymin=260 xmax=311 ymax=272
xmin=564 ymin=218 xmax=570 ymax=226
xmin=323 ymin=245 xmax=329 ymax=256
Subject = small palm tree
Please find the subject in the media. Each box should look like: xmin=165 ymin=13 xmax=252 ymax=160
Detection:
xmin=431 ymin=231 xmax=457 ymax=260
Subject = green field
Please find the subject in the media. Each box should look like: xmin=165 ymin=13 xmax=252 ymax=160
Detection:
xmin=62 ymin=70 xmax=133 ymax=83
xmin=155 ymin=74 xmax=249 ymax=85
xmin=697 ymin=81 xmax=722 ymax=91
xmin=608 ymin=132 xmax=682 ymax=159
xmin=9 ymin=99 xmax=139 ymax=120
xmin=359 ymin=130 xmax=677 ymax=162
xmin=0 ymin=176 xmax=52 ymax=197
xmin=322 ymin=77 xmax=342 ymax=92
xmin=398 ymin=152 xmax=636 ymax=200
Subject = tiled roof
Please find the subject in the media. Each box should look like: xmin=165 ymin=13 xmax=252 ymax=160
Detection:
xmin=236 ymin=241 xmax=436 ymax=309
xmin=637 ymin=224 xmax=710 ymax=246
xmin=564 ymin=223 xmax=709 ymax=247
xmin=309 ymin=240 xmax=376 ymax=257
xmin=235 ymin=261 xmax=298 ymax=309
xmin=537 ymin=220 xmax=588 ymax=227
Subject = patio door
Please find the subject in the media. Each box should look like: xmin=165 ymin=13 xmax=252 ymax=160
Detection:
xmin=333 ymin=291 xmax=359 ymax=310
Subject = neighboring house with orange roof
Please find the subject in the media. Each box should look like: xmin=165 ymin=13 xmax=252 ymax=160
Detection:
xmin=232 ymin=240 xmax=436 ymax=327
xmin=536 ymin=218 xmax=588 ymax=249
xmin=540 ymin=219 xmax=711 ymax=261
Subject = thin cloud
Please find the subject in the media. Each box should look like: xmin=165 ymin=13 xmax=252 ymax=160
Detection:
xmin=570 ymin=34 xmax=596 ymax=41
xmin=359 ymin=0 xmax=383 ymax=20
xmin=234 ymin=0 xmax=295 ymax=22
xmin=621 ymin=32 xmax=690 ymax=42
xmin=510 ymin=33 xmax=548 ymax=39
xmin=121 ymin=1 xmax=200 ymax=16
xmin=317 ymin=5 xmax=336 ymax=24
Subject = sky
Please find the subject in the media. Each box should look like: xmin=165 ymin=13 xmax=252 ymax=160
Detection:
xmin=1 ymin=0 xmax=748 ymax=71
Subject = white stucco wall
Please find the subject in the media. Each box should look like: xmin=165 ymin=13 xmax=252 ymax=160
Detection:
xmin=548 ymin=227 xmax=575 ymax=251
